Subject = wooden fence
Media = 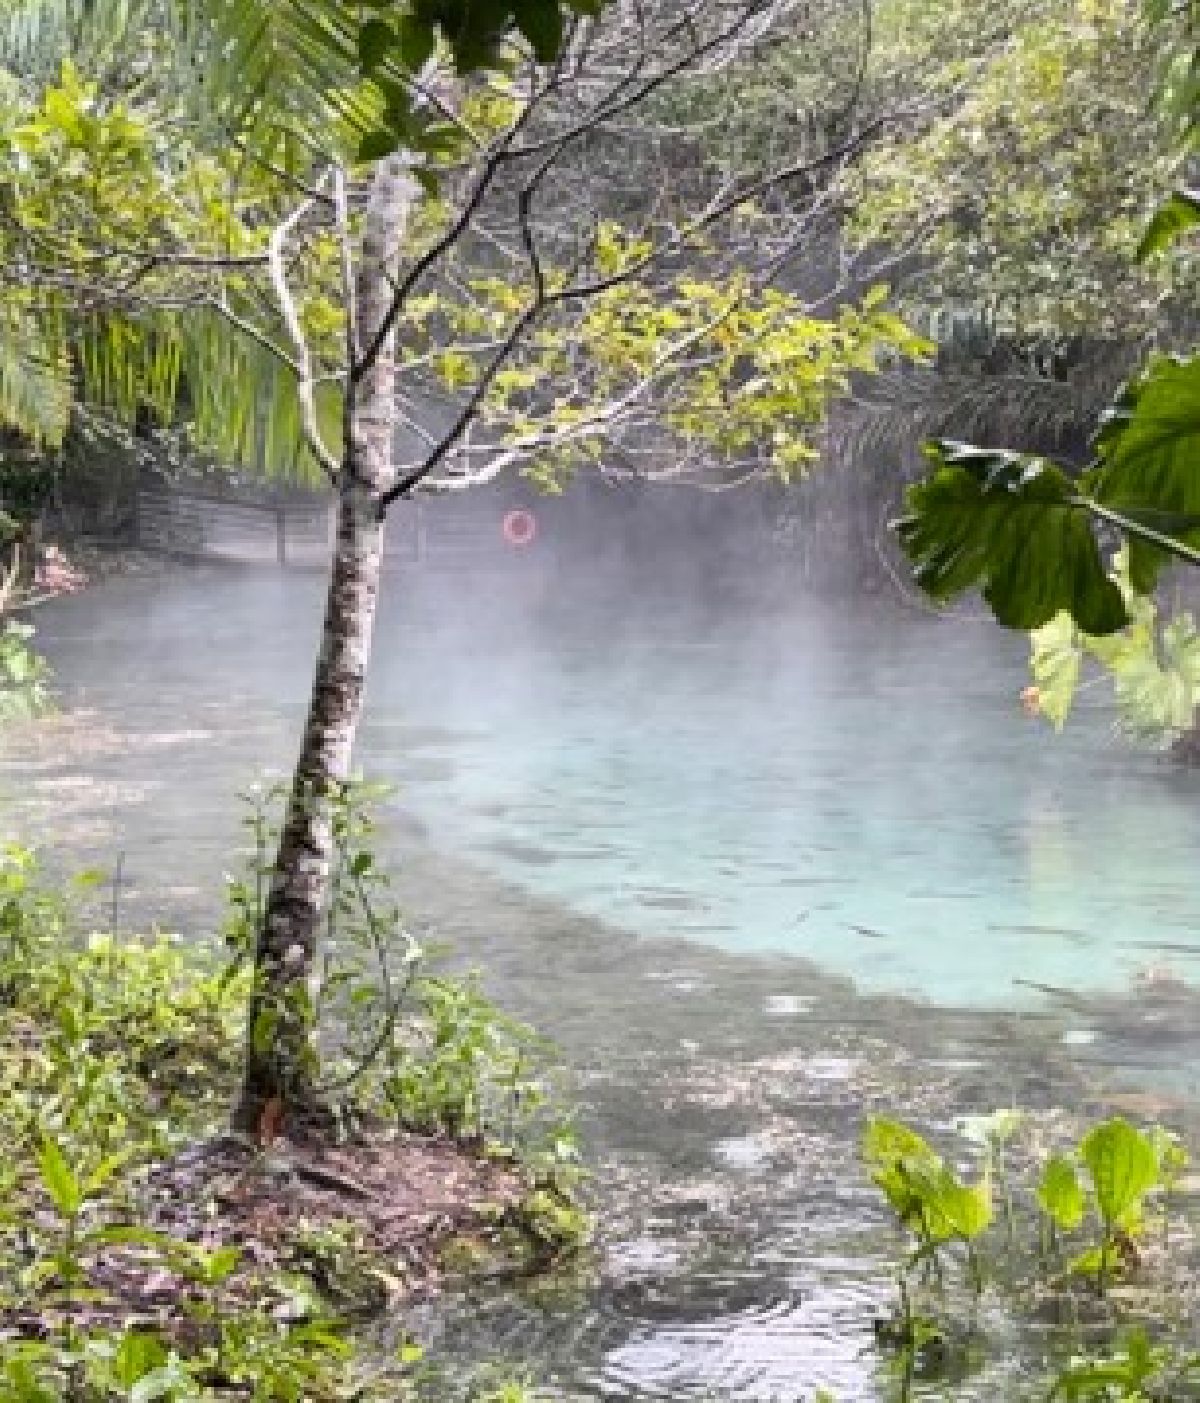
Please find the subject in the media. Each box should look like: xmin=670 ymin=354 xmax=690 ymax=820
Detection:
xmin=133 ymin=486 xmax=488 ymax=569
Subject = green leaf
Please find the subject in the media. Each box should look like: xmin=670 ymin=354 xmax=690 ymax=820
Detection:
xmin=1089 ymin=355 xmax=1200 ymax=594
xmin=113 ymin=1330 xmax=168 ymax=1390
xmin=130 ymin=1363 xmax=189 ymax=1403
xmin=37 ymin=1134 xmax=81 ymax=1219
xmin=515 ymin=0 xmax=564 ymax=61
xmin=1030 ymin=613 xmax=1083 ymax=729
xmin=414 ymin=165 xmax=440 ymax=196
xmin=357 ymin=127 xmax=399 ymax=163
xmin=395 ymin=14 xmax=436 ymax=70
xmin=1080 ymin=1118 xmax=1160 ymax=1229
xmin=414 ymin=0 xmax=510 ymax=70
xmin=863 ymin=1116 xmax=939 ymax=1171
xmin=83 ymin=1151 xmax=129 ymax=1196
xmin=1137 ymin=188 xmax=1200 ymax=260
xmin=862 ymin=1117 xmax=949 ymax=1236
xmin=897 ymin=441 xmax=1127 ymax=635
xmin=251 ymin=1006 xmax=278 ymax=1056
xmin=929 ymin=1170 xmax=992 ymax=1241
xmin=357 ymin=17 xmax=395 ymax=74
xmin=0 ymin=1353 xmax=58 ymax=1403
xmin=178 ymin=1243 xmax=242 ymax=1285
xmin=1038 ymin=1154 xmax=1085 ymax=1231
xmin=84 ymin=1225 xmax=175 ymax=1252
xmin=1067 ymin=1242 xmax=1123 ymax=1282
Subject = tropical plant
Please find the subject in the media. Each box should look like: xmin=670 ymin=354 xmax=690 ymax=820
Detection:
xmin=893 ymin=0 xmax=1199 ymax=672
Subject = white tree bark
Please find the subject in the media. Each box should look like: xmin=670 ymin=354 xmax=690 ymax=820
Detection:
xmin=235 ymin=154 xmax=422 ymax=1133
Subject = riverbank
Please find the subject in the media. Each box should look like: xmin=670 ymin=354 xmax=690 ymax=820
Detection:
xmin=0 ymin=839 xmax=590 ymax=1399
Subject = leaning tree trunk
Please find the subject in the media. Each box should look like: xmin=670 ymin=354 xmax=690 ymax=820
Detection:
xmin=233 ymin=157 xmax=419 ymax=1135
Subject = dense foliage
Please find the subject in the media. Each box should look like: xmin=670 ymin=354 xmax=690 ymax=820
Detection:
xmin=0 ymin=829 xmax=581 ymax=1400
xmin=894 ymin=0 xmax=1200 ymax=748
xmin=851 ymin=0 xmax=1195 ymax=348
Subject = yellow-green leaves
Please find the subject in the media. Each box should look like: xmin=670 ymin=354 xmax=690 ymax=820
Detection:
xmin=1081 ymin=1118 xmax=1161 ymax=1235
xmin=1029 ymin=613 xmax=1084 ymax=729
xmin=863 ymin=1116 xmax=993 ymax=1249
xmin=437 ymin=269 xmax=928 ymax=489
xmin=1038 ymin=1154 xmax=1086 ymax=1232
xmin=1028 ymin=542 xmax=1200 ymax=742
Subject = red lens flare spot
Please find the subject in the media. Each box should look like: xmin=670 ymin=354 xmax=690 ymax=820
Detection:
xmin=501 ymin=508 xmax=538 ymax=548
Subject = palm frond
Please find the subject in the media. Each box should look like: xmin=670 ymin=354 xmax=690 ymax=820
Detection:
xmin=73 ymin=307 xmax=330 ymax=482
xmin=0 ymin=306 xmax=71 ymax=446
xmin=0 ymin=0 xmax=141 ymax=79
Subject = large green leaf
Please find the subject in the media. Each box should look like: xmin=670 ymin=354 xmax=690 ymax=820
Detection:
xmin=514 ymin=0 xmax=565 ymax=61
xmin=1088 ymin=355 xmax=1200 ymax=592
xmin=356 ymin=16 xmax=394 ymax=74
xmin=861 ymin=1117 xmax=990 ymax=1244
xmin=1080 ymin=1118 xmax=1160 ymax=1230
xmin=896 ymin=441 xmax=1128 ymax=634
xmin=113 ymin=1330 xmax=169 ymax=1391
xmin=862 ymin=1116 xmax=942 ymax=1227
xmin=927 ymin=1169 xmax=992 ymax=1242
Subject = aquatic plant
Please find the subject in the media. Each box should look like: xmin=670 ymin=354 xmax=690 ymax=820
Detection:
xmin=1074 ymin=1118 xmax=1162 ymax=1292
xmin=863 ymin=1116 xmax=993 ymax=1291
xmin=1047 ymin=1326 xmax=1200 ymax=1401
xmin=1038 ymin=1153 xmax=1087 ymax=1250
xmin=865 ymin=1108 xmax=1200 ymax=1397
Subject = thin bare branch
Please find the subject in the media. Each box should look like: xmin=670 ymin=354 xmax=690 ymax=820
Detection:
xmin=267 ymin=175 xmax=341 ymax=482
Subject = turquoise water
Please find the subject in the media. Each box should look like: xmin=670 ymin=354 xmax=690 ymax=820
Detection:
xmin=364 ymin=588 xmax=1200 ymax=1009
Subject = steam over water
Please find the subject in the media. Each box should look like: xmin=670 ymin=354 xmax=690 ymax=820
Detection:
xmin=6 ymin=549 xmax=1200 ymax=1399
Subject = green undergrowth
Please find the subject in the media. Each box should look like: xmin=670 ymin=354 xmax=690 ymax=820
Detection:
xmin=0 ymin=836 xmax=584 ymax=1401
xmin=864 ymin=1110 xmax=1200 ymax=1400
xmin=0 ymin=620 xmax=53 ymax=720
